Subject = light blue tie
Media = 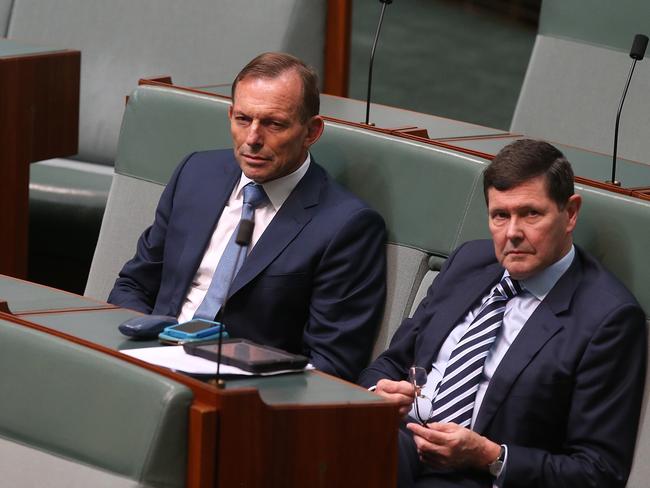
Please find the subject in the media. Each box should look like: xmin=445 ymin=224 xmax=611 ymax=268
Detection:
xmin=193 ymin=183 xmax=269 ymax=320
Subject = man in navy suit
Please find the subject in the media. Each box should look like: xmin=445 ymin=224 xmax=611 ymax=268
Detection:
xmin=108 ymin=53 xmax=386 ymax=381
xmin=360 ymin=139 xmax=646 ymax=487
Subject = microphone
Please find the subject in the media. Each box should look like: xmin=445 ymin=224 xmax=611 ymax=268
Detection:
xmin=364 ymin=0 xmax=394 ymax=125
xmin=214 ymin=218 xmax=255 ymax=388
xmin=610 ymin=33 xmax=648 ymax=186
xmin=630 ymin=34 xmax=649 ymax=60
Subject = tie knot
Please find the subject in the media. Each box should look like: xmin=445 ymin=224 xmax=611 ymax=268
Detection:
xmin=496 ymin=276 xmax=523 ymax=300
xmin=243 ymin=183 xmax=268 ymax=209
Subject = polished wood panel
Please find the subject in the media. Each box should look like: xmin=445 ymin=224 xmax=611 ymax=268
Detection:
xmin=216 ymin=386 xmax=399 ymax=487
xmin=324 ymin=0 xmax=352 ymax=96
xmin=0 ymin=49 xmax=80 ymax=278
xmin=0 ymin=306 xmax=398 ymax=488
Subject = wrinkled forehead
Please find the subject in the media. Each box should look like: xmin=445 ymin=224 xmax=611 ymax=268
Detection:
xmin=486 ymin=176 xmax=556 ymax=208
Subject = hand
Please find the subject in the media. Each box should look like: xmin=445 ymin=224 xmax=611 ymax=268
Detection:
xmin=406 ymin=422 xmax=500 ymax=471
xmin=375 ymin=379 xmax=415 ymax=417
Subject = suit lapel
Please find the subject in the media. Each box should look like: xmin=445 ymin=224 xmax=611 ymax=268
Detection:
xmin=473 ymin=254 xmax=582 ymax=434
xmin=172 ymin=154 xmax=240 ymax=308
xmin=227 ymin=163 xmax=323 ymax=298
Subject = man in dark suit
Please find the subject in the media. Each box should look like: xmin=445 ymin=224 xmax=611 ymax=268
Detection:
xmin=108 ymin=52 xmax=386 ymax=381
xmin=359 ymin=139 xmax=646 ymax=487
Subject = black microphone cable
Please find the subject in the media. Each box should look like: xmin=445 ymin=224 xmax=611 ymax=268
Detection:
xmin=365 ymin=0 xmax=393 ymax=125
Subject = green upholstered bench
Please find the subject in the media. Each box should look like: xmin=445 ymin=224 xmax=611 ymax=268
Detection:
xmin=0 ymin=318 xmax=192 ymax=488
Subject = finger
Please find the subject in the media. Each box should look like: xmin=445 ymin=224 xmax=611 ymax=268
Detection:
xmin=428 ymin=421 xmax=461 ymax=433
xmin=412 ymin=432 xmax=448 ymax=458
xmin=376 ymin=392 xmax=415 ymax=417
xmin=408 ymin=422 xmax=456 ymax=446
xmin=378 ymin=379 xmax=415 ymax=396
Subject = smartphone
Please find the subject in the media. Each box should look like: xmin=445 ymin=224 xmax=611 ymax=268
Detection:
xmin=162 ymin=319 xmax=223 ymax=340
xmin=184 ymin=339 xmax=309 ymax=373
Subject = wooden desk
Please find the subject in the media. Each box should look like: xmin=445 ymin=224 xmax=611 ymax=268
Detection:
xmin=1 ymin=276 xmax=399 ymax=487
xmin=0 ymin=39 xmax=80 ymax=279
xmin=0 ymin=274 xmax=114 ymax=315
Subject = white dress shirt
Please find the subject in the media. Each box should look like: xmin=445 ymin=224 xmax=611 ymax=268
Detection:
xmin=177 ymin=154 xmax=311 ymax=322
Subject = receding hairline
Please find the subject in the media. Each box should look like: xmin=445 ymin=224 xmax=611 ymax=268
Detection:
xmin=231 ymin=52 xmax=320 ymax=121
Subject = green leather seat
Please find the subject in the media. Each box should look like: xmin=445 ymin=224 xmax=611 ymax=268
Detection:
xmin=0 ymin=319 xmax=192 ymax=487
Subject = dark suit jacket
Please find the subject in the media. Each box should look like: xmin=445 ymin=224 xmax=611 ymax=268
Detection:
xmin=359 ymin=239 xmax=646 ymax=487
xmin=108 ymin=149 xmax=387 ymax=381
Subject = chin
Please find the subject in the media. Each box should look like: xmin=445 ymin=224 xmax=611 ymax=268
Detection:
xmin=503 ymin=260 xmax=535 ymax=280
xmin=241 ymin=168 xmax=268 ymax=183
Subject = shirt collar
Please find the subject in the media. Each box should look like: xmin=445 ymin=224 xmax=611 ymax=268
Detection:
xmin=505 ymin=245 xmax=575 ymax=301
xmin=235 ymin=153 xmax=311 ymax=210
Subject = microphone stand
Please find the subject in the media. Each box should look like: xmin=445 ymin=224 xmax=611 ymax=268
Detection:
xmin=610 ymin=34 xmax=648 ymax=186
xmin=611 ymin=60 xmax=638 ymax=186
xmin=214 ymin=219 xmax=254 ymax=389
xmin=365 ymin=0 xmax=393 ymax=125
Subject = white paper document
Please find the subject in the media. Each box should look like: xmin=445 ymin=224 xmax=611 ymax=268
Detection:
xmin=121 ymin=345 xmax=312 ymax=376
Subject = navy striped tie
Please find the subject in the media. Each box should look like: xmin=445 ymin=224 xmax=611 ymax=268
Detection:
xmin=429 ymin=276 xmax=523 ymax=428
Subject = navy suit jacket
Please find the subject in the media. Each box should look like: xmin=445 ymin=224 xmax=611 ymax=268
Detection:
xmin=360 ymin=239 xmax=646 ymax=487
xmin=108 ymin=149 xmax=387 ymax=381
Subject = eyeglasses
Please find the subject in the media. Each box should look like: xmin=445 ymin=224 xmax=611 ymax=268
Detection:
xmin=408 ymin=366 xmax=433 ymax=426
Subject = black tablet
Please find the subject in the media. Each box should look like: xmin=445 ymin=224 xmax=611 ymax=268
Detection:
xmin=183 ymin=339 xmax=309 ymax=374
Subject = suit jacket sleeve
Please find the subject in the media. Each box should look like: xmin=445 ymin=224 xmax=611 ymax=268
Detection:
xmin=503 ymin=302 xmax=647 ymax=488
xmin=304 ymin=206 xmax=387 ymax=382
xmin=107 ymin=153 xmax=194 ymax=313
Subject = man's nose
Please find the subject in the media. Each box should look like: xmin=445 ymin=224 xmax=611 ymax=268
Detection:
xmin=506 ymin=217 xmax=524 ymax=241
xmin=245 ymin=121 xmax=263 ymax=147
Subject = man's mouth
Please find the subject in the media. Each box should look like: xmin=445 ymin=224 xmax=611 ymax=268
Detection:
xmin=241 ymin=153 xmax=271 ymax=164
xmin=505 ymin=250 xmax=531 ymax=257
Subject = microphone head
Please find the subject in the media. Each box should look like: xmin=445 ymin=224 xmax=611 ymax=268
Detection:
xmin=236 ymin=219 xmax=254 ymax=246
xmin=630 ymin=34 xmax=648 ymax=60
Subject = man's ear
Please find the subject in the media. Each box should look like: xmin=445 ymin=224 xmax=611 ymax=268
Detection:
xmin=228 ymin=105 xmax=234 ymax=120
xmin=305 ymin=116 xmax=324 ymax=147
xmin=565 ymin=193 xmax=582 ymax=232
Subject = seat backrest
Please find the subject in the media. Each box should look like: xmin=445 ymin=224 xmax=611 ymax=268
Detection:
xmin=312 ymin=122 xmax=491 ymax=357
xmin=85 ymin=85 xmax=234 ymax=299
xmin=511 ymin=0 xmax=650 ymax=163
xmin=0 ymin=318 xmax=192 ymax=488
xmin=6 ymin=0 xmax=326 ymax=165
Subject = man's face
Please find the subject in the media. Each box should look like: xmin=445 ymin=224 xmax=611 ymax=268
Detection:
xmin=228 ymin=71 xmax=323 ymax=183
xmin=487 ymin=176 xmax=581 ymax=280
